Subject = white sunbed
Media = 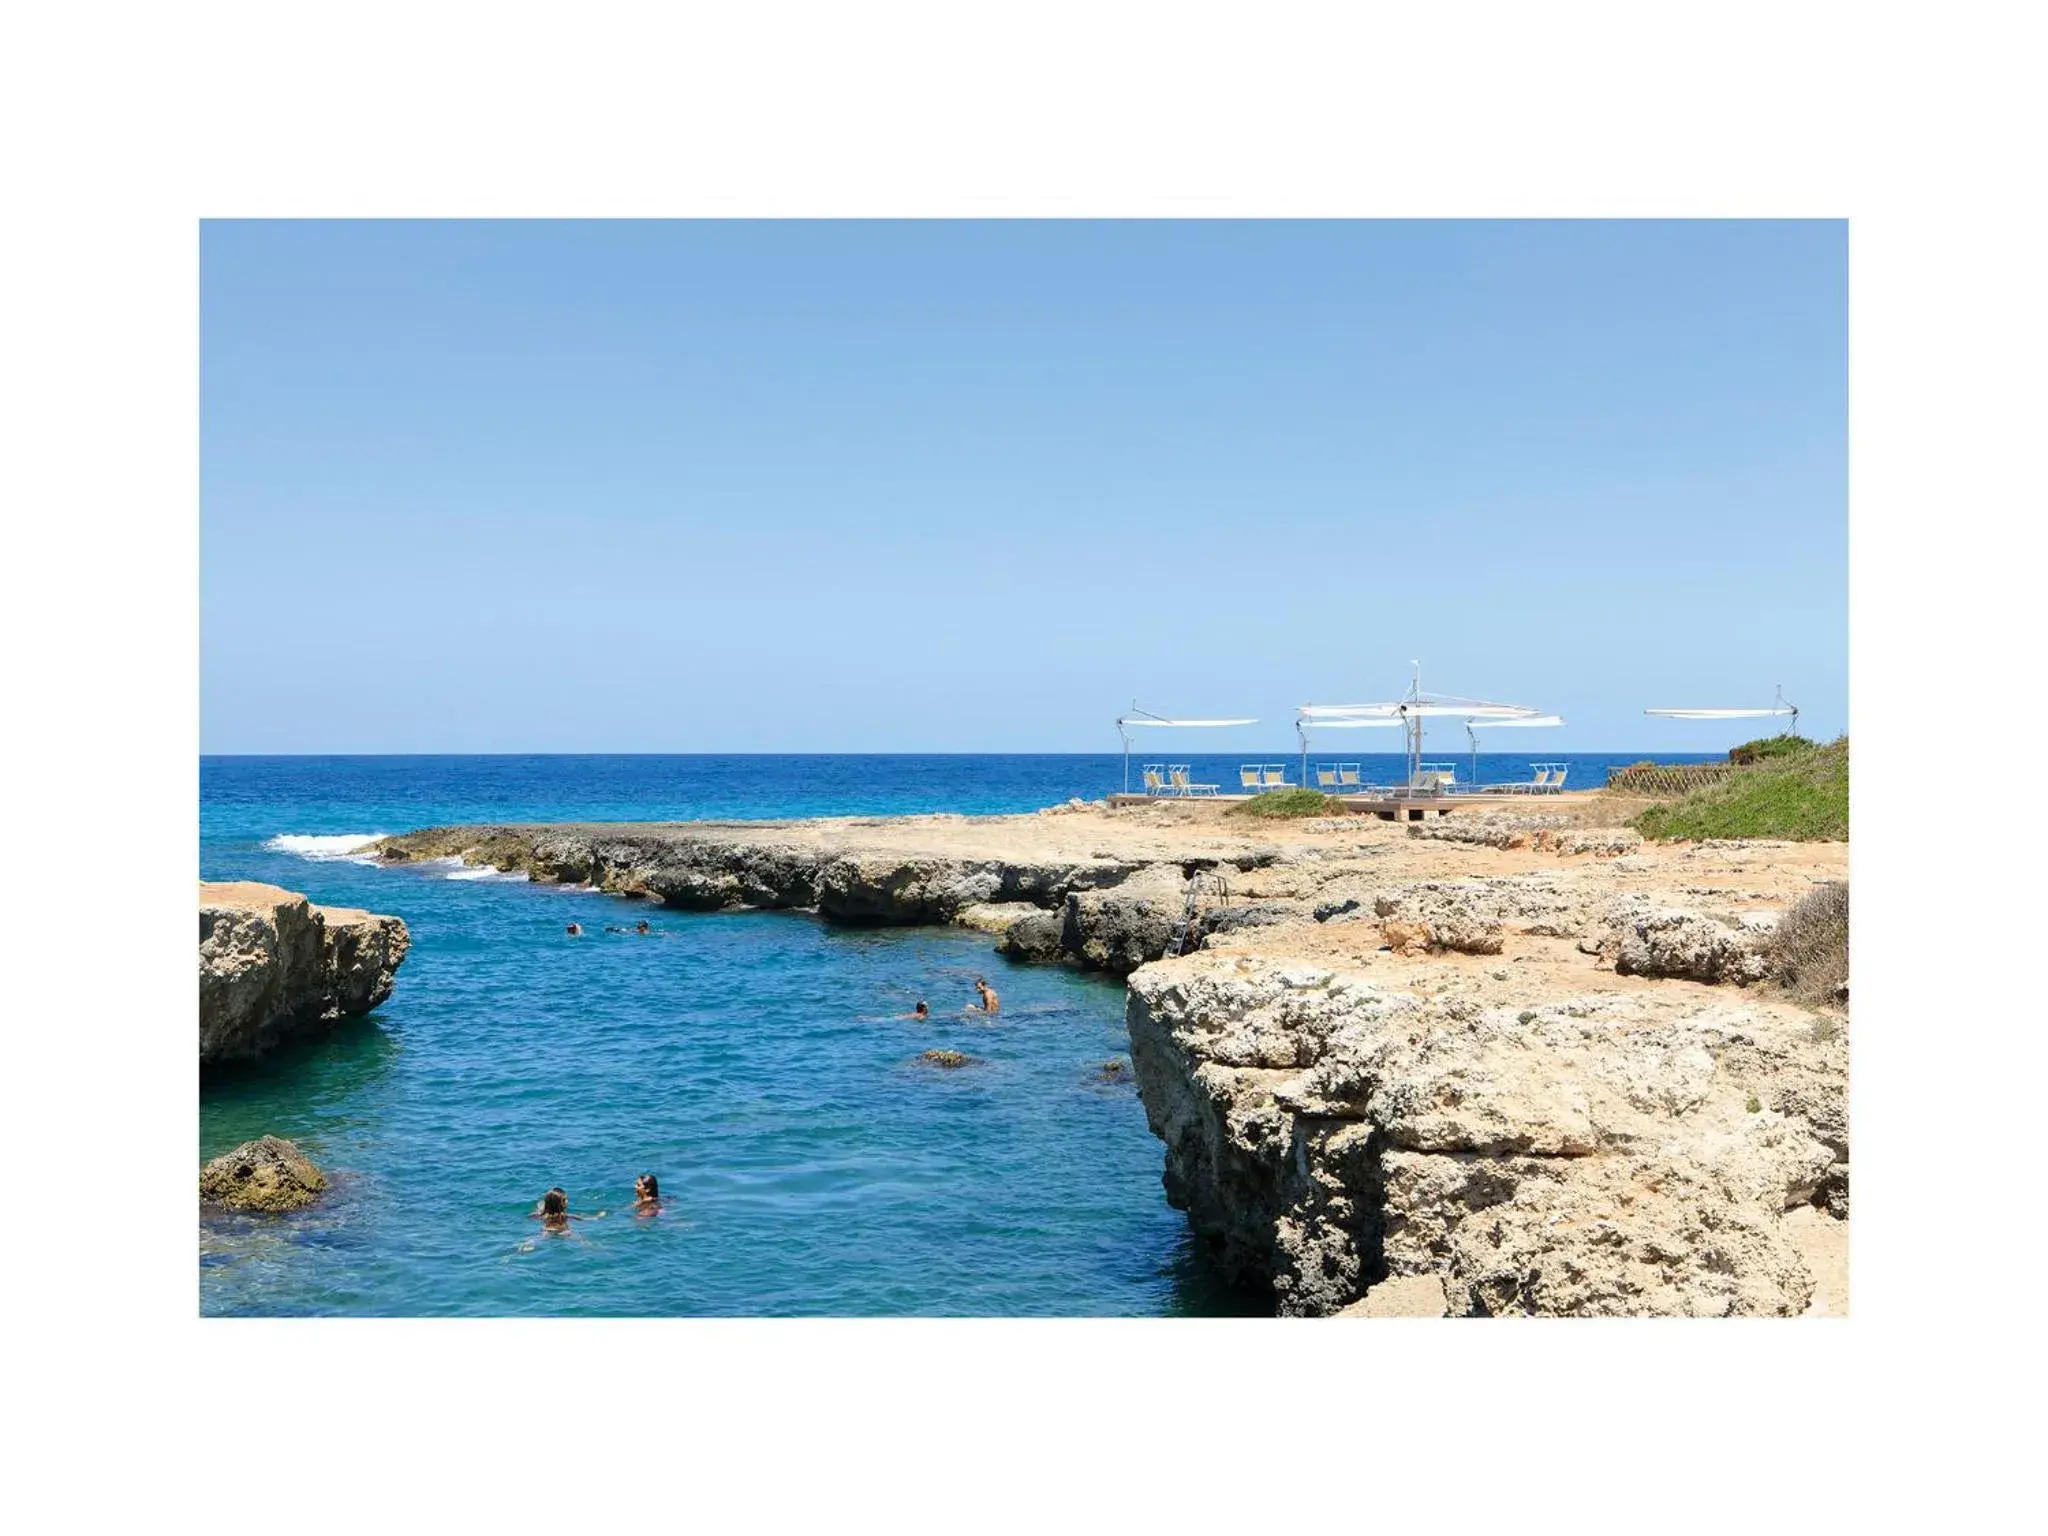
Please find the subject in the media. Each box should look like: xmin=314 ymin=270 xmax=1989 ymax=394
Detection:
xmin=1172 ymin=765 xmax=1219 ymax=797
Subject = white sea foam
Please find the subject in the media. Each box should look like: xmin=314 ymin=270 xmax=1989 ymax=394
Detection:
xmin=444 ymin=866 xmax=529 ymax=882
xmin=265 ymin=833 xmax=387 ymax=861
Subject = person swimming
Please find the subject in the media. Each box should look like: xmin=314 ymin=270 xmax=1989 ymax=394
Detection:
xmin=636 ymin=919 xmax=652 ymax=936
xmin=633 ymin=1172 xmax=666 ymax=1215
xmin=565 ymin=923 xmax=583 ymax=937
xmin=530 ymin=1186 xmax=603 ymax=1236
xmin=973 ymin=977 xmax=1000 ymax=1015
xmin=907 ymin=1000 xmax=931 ymax=1020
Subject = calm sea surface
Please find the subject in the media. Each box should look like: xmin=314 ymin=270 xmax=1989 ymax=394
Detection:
xmin=199 ymin=751 xmax=1711 ymax=1316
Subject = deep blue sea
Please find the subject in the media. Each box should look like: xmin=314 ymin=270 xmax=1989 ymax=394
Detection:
xmin=199 ymin=751 xmax=1712 ymax=1316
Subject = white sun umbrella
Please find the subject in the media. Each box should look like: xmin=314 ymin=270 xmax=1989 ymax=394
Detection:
xmin=1379 ymin=662 xmax=1547 ymax=786
xmin=1294 ymin=708 xmax=1404 ymax=784
xmin=1465 ymin=713 xmax=1565 ymax=787
xmin=1116 ymin=705 xmax=1258 ymax=792
xmin=1645 ymin=685 xmax=1799 ymax=746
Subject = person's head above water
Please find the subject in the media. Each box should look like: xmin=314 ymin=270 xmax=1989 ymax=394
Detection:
xmin=913 ymin=1000 xmax=929 ymax=1018
xmin=636 ymin=920 xmax=650 ymax=934
xmin=566 ymin=923 xmax=582 ymax=937
xmin=541 ymin=1187 xmax=569 ymax=1216
xmin=636 ymin=1173 xmax=659 ymax=1200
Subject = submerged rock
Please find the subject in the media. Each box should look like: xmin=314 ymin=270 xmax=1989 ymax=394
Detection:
xmin=200 ymin=1135 xmax=327 ymax=1212
xmin=919 ymin=1049 xmax=976 ymax=1069
xmin=200 ymin=882 xmax=410 ymax=1065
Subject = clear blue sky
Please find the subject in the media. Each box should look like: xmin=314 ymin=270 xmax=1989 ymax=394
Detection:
xmin=202 ymin=221 xmax=1846 ymax=754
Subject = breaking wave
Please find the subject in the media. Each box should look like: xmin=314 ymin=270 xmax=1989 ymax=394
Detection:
xmin=264 ymin=833 xmax=386 ymax=861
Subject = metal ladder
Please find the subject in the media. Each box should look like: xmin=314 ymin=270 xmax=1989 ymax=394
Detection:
xmin=1163 ymin=870 xmax=1229 ymax=958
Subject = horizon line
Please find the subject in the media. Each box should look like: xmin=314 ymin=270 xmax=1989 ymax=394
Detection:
xmin=198 ymin=747 xmax=1754 ymax=760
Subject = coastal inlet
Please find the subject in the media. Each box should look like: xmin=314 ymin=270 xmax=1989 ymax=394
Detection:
xmin=199 ymin=778 xmax=1261 ymax=1316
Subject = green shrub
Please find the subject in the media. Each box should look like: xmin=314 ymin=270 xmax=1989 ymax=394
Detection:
xmin=1225 ymin=787 xmax=1348 ymax=819
xmin=1633 ymin=737 xmax=1848 ymax=842
xmin=1729 ymin=733 xmax=1816 ymax=766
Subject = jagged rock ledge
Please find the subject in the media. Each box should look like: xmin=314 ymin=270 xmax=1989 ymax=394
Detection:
xmin=372 ymin=817 xmax=1281 ymax=975
xmin=200 ymin=881 xmax=410 ymax=1065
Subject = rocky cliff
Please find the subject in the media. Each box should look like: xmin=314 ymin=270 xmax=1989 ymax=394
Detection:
xmin=1128 ymin=956 xmax=1845 ymax=1316
xmin=199 ymin=881 xmax=410 ymax=1065
xmin=370 ymin=805 xmax=1847 ymax=1315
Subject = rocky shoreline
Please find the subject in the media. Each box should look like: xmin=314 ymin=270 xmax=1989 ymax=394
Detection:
xmin=199 ymin=881 xmax=411 ymax=1066
xmin=369 ymin=802 xmax=1848 ymax=1316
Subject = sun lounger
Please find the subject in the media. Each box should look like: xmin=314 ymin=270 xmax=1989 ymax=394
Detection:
xmin=1142 ymin=765 xmax=1172 ymax=796
xmin=1337 ymin=764 xmax=1362 ymax=789
xmin=1240 ymin=765 xmax=1264 ymax=790
xmin=1314 ymin=765 xmax=1342 ymax=789
xmin=1172 ymin=766 xmax=1219 ymax=797
xmin=1261 ymin=764 xmax=1290 ymax=789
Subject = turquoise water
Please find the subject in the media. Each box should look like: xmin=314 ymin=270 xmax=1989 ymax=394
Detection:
xmin=200 ymin=752 xmax=1709 ymax=1316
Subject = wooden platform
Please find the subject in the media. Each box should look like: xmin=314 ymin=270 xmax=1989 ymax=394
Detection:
xmin=1107 ymin=791 xmax=1589 ymax=820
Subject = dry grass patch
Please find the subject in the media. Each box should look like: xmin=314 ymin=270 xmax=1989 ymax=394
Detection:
xmin=1769 ymin=880 xmax=1849 ymax=1007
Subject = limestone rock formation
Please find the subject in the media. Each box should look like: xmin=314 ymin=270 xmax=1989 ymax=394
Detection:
xmin=997 ymin=909 xmax=1068 ymax=962
xmin=200 ymin=882 xmax=410 ymax=1065
xmin=199 ymin=1135 xmax=327 ymax=1212
xmin=1060 ymin=864 xmax=1189 ymax=974
xmin=1128 ymin=957 xmax=1844 ymax=1317
xmin=1613 ymin=907 xmax=1775 ymax=985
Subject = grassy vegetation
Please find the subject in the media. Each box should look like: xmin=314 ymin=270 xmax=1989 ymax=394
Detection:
xmin=1632 ymin=736 xmax=1848 ymax=841
xmin=1768 ymin=880 xmax=1849 ymax=1008
xmin=1728 ymin=733 xmax=1817 ymax=765
xmin=1225 ymin=787 xmax=1348 ymax=819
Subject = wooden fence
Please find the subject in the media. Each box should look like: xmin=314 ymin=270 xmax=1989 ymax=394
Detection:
xmin=1603 ymin=761 xmax=1736 ymax=797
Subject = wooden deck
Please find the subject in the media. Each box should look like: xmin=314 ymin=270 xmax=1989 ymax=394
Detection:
xmin=1108 ymin=791 xmax=1595 ymax=820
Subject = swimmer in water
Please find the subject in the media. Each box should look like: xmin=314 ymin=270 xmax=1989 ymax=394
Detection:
xmin=906 ymin=1000 xmax=931 ymax=1020
xmin=636 ymin=919 xmax=652 ymax=936
xmin=633 ymin=1173 xmax=666 ymax=1215
xmin=973 ymin=977 xmax=1000 ymax=1015
xmin=566 ymin=923 xmax=583 ymax=937
xmin=529 ymin=1186 xmax=603 ymax=1237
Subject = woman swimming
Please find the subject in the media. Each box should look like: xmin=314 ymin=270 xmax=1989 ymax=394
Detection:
xmin=633 ymin=1173 xmax=667 ymax=1216
xmin=530 ymin=1186 xmax=604 ymax=1237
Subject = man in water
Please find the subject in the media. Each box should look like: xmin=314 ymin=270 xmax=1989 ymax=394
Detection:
xmin=973 ymin=977 xmax=1000 ymax=1015
xmin=636 ymin=920 xmax=652 ymax=935
xmin=906 ymin=1000 xmax=931 ymax=1020
xmin=565 ymin=922 xmax=584 ymax=937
